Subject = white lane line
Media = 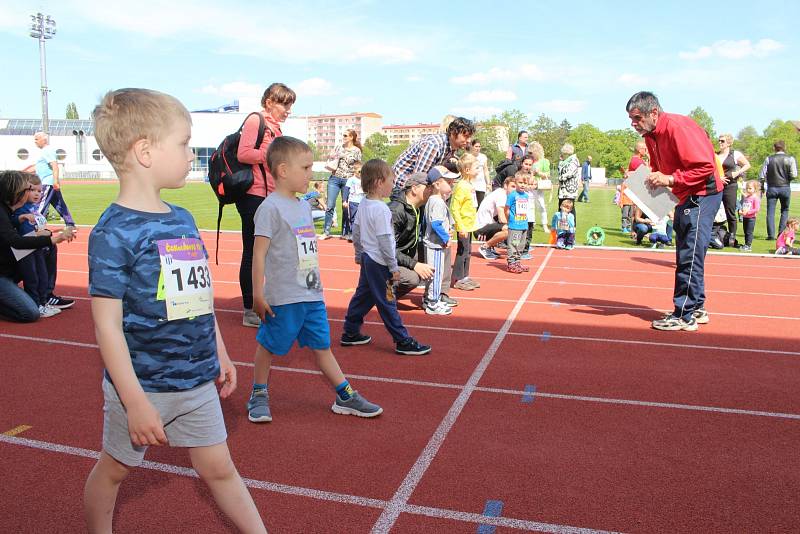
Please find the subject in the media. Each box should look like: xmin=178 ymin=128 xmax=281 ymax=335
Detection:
xmin=0 ymin=433 xmax=617 ymax=533
xmin=370 ymin=249 xmax=556 ymax=533
xmin=8 ymin=331 xmax=794 ymax=419
xmin=553 ymin=265 xmax=800 ymax=281
xmin=538 ymin=280 xmax=799 ymax=298
xmin=474 ymin=387 xmax=800 ymax=420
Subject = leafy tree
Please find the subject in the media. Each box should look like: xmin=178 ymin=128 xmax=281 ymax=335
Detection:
xmin=65 ymin=102 xmax=79 ymax=119
xmin=363 ymin=132 xmax=389 ymax=161
xmin=490 ymin=109 xmax=530 ymax=144
xmin=386 ymin=142 xmax=409 ymax=166
xmin=529 ymin=113 xmax=560 ymax=162
xmin=307 ymin=141 xmax=325 ymax=161
xmin=472 ymin=125 xmax=504 ymax=168
xmin=688 ymin=106 xmax=716 ymax=142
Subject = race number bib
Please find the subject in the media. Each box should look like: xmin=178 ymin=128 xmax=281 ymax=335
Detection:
xmin=156 ymin=238 xmax=213 ymax=321
xmin=558 ymin=216 xmax=570 ymax=231
xmin=293 ymin=223 xmax=322 ymax=290
xmin=514 ymin=197 xmax=528 ymax=221
xmin=741 ymin=199 xmax=752 ymax=213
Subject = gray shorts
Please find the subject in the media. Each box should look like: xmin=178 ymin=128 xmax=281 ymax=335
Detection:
xmin=102 ymin=378 xmax=227 ymax=467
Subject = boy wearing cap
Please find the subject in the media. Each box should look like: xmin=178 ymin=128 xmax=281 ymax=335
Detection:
xmin=422 ymin=165 xmax=458 ymax=315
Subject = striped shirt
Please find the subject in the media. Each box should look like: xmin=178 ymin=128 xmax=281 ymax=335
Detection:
xmin=392 ymin=133 xmax=452 ymax=190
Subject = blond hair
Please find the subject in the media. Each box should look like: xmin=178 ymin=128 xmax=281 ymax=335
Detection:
xmin=457 ymin=152 xmax=477 ymax=179
xmin=745 ymin=180 xmax=761 ymax=193
xmin=719 ymin=133 xmax=734 ymax=146
xmin=93 ymin=88 xmax=191 ymax=172
xmin=528 ymin=141 xmax=544 ymax=160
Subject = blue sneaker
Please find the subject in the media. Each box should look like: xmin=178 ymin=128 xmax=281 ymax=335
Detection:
xmin=247 ymin=389 xmax=272 ymax=423
xmin=520 ymin=252 xmax=532 ymax=260
xmin=331 ymin=391 xmax=383 ymax=418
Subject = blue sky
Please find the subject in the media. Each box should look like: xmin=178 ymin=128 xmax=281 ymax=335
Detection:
xmin=1 ymin=0 xmax=797 ymax=135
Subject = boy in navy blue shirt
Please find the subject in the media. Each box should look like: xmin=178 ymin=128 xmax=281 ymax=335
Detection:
xmin=84 ymin=88 xmax=265 ymax=533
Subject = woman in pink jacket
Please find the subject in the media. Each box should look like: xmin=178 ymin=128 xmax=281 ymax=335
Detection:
xmin=236 ymin=83 xmax=296 ymax=327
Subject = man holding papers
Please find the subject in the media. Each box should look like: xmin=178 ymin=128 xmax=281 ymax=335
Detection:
xmin=626 ymin=91 xmax=723 ymax=331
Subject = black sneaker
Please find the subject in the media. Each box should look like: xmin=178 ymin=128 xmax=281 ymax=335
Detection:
xmin=341 ymin=332 xmax=372 ymax=346
xmin=439 ymin=294 xmax=458 ymax=307
xmin=47 ymin=296 xmax=74 ymax=309
xmin=396 ymin=338 xmax=431 ymax=356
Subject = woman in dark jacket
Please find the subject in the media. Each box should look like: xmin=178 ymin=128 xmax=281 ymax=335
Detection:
xmin=0 ymin=170 xmax=72 ymax=322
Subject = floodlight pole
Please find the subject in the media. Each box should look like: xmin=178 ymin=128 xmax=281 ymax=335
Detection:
xmin=30 ymin=13 xmax=56 ymax=135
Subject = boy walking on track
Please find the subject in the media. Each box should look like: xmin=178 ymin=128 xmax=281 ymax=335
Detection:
xmin=84 ymin=89 xmax=266 ymax=533
xmin=247 ymin=137 xmax=382 ymax=423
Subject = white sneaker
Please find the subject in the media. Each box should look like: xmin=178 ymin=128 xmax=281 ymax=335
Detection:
xmin=424 ymin=300 xmax=453 ymax=315
xmin=39 ymin=304 xmax=61 ymax=318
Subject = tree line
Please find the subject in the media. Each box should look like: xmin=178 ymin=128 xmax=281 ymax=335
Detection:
xmin=354 ymin=108 xmax=799 ymax=181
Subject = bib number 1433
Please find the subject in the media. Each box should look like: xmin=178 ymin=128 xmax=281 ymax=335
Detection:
xmin=157 ymin=237 xmax=214 ymax=321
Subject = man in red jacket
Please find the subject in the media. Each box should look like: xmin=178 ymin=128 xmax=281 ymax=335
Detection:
xmin=626 ymin=91 xmax=723 ymax=331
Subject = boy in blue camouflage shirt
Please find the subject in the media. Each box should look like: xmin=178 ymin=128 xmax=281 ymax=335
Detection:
xmin=83 ymin=88 xmax=265 ymax=533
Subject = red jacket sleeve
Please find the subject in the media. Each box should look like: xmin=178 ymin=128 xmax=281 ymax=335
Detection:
xmin=237 ymin=113 xmax=271 ymax=165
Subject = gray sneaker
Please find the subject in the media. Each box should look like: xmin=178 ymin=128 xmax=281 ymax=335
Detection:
xmin=692 ymin=308 xmax=709 ymax=324
xmin=243 ymin=309 xmax=261 ymax=328
xmin=331 ymin=391 xmax=383 ymax=418
xmin=247 ymin=389 xmax=272 ymax=422
xmin=652 ymin=315 xmax=698 ymax=331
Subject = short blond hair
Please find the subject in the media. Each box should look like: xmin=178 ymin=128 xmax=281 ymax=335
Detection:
xmin=457 ymin=152 xmax=477 ymax=176
xmin=719 ymin=133 xmax=734 ymax=146
xmin=528 ymin=141 xmax=544 ymax=160
xmin=93 ymin=88 xmax=191 ymax=172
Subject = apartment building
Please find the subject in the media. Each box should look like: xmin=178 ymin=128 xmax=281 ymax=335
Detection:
xmin=381 ymin=123 xmax=440 ymax=146
xmin=306 ymin=112 xmax=383 ymax=153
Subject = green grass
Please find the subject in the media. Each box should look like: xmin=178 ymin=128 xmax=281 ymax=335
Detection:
xmin=56 ymin=181 xmax=799 ymax=254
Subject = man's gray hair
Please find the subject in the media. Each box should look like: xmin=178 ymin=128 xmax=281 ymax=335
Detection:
xmin=560 ymin=143 xmax=575 ymax=156
xmin=34 ymin=131 xmax=49 ymax=141
xmin=626 ymin=91 xmax=662 ymax=114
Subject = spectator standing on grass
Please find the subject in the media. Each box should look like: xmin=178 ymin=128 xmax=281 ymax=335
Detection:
xmin=759 ymin=140 xmax=797 ymax=240
xmin=392 ymin=117 xmax=475 ymax=194
xmin=738 ymin=180 xmax=761 ymax=251
xmin=236 ymin=83 xmax=295 ymax=328
xmin=29 ymin=132 xmax=76 ymax=227
xmin=577 ymin=155 xmax=592 ymax=202
xmin=506 ymin=130 xmax=529 ymax=164
xmin=557 ymin=143 xmax=580 ymax=224
xmin=626 ymin=91 xmax=723 ymax=331
xmin=342 ymin=160 xmax=432 ymax=355
xmin=321 ymin=129 xmax=362 ymax=240
xmin=717 ymin=133 xmax=751 ymax=247
xmin=470 ymin=140 xmax=491 ymax=205
xmin=0 ymin=170 xmax=74 ymax=322
xmin=451 ymin=153 xmax=480 ymax=292
xmin=84 ymin=88 xmax=265 ymax=533
xmin=528 ymin=141 xmax=551 ymax=234
xmin=621 ymin=141 xmax=649 ymax=232
xmin=246 ymin=137 xmax=383 ymax=423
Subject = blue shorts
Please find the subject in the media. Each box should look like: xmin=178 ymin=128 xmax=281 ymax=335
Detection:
xmin=255 ymin=301 xmax=331 ymax=356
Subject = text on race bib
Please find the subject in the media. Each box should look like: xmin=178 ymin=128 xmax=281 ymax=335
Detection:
xmin=157 ymin=238 xmax=214 ymax=321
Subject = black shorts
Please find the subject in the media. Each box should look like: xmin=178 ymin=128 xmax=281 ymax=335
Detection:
xmin=475 ymin=222 xmax=504 ymax=240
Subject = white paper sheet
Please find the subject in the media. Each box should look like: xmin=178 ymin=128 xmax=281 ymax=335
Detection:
xmin=624 ymin=165 xmax=679 ymax=221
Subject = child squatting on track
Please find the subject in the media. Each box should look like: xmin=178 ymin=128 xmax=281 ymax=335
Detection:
xmin=340 ymin=161 xmax=432 ymax=356
xmin=83 ymin=89 xmax=266 ymax=534
xmin=247 ymin=136 xmax=382 ymax=423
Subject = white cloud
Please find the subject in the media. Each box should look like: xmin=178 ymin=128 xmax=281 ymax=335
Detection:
xmin=294 ymin=78 xmax=334 ymax=97
xmin=199 ymin=81 xmax=263 ymax=98
xmin=450 ymin=63 xmax=546 ymax=85
xmin=465 ymin=90 xmax=517 ymax=103
xmin=535 ymin=100 xmax=587 ymax=114
xmin=617 ymin=73 xmax=649 ymax=87
xmin=450 ymin=105 xmax=502 ymax=118
xmin=53 ymin=0 xmax=420 ymax=65
xmin=679 ymin=39 xmax=784 ymax=60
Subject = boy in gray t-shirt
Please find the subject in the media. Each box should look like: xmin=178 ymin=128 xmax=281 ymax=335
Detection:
xmin=246 ymin=137 xmax=382 ymax=423
xmin=422 ymin=166 xmax=458 ymax=315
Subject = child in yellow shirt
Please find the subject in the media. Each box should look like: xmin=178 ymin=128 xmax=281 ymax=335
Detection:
xmin=451 ymin=153 xmax=479 ymax=291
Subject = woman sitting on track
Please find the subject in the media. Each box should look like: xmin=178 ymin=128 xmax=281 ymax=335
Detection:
xmin=0 ymin=170 xmax=74 ymax=322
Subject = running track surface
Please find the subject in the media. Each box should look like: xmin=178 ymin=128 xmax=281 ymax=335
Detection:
xmin=2 ymin=228 xmax=800 ymax=533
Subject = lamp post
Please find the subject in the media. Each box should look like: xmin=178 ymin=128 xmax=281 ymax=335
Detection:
xmin=30 ymin=13 xmax=56 ymax=135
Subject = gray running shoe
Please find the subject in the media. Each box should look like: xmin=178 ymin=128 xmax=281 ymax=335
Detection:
xmin=247 ymin=389 xmax=272 ymax=423
xmin=331 ymin=391 xmax=383 ymax=418
xmin=652 ymin=315 xmax=698 ymax=331
xmin=243 ymin=309 xmax=261 ymax=328
xmin=692 ymin=308 xmax=709 ymax=324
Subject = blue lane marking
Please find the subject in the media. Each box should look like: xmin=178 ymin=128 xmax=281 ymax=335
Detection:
xmin=521 ymin=384 xmax=536 ymax=404
xmin=477 ymin=500 xmax=504 ymax=534
xmin=541 ymin=331 xmax=551 ymax=342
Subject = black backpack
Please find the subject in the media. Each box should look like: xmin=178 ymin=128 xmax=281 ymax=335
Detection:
xmin=207 ymin=112 xmax=269 ymax=263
